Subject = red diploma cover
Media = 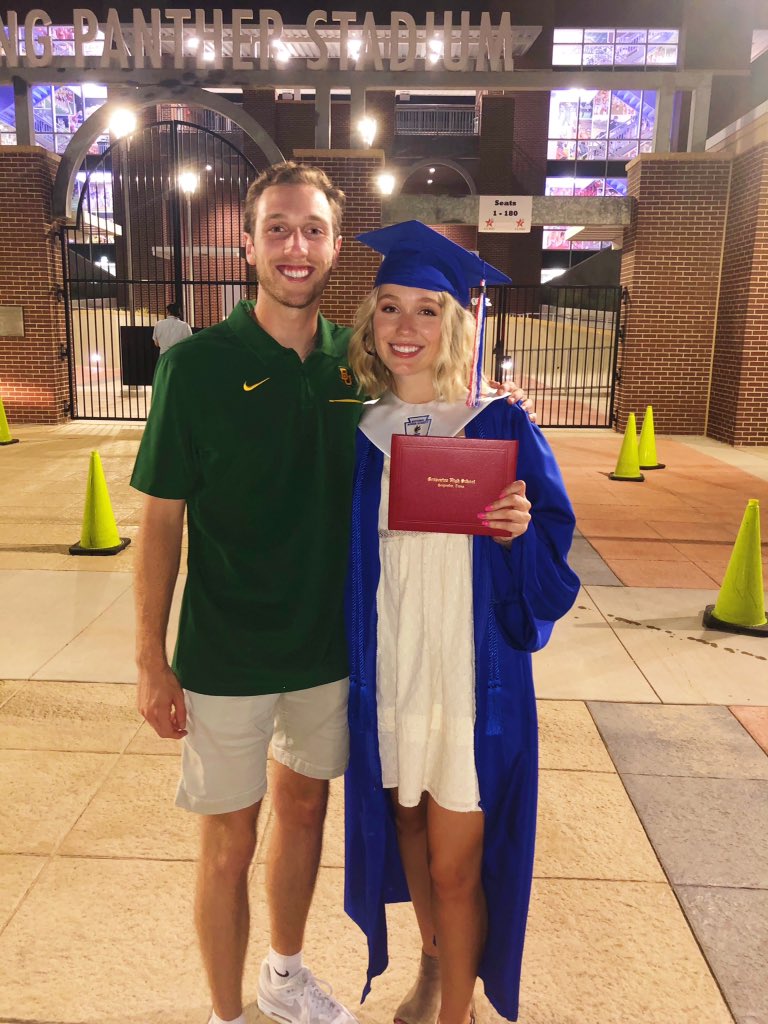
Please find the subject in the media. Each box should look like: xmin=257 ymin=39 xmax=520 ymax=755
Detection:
xmin=388 ymin=434 xmax=519 ymax=537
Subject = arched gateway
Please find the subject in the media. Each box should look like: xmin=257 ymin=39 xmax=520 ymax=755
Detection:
xmin=61 ymin=116 xmax=265 ymax=419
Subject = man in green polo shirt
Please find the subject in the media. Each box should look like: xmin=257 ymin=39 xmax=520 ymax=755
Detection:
xmin=132 ymin=161 xmax=530 ymax=1024
xmin=132 ymin=162 xmax=362 ymax=1024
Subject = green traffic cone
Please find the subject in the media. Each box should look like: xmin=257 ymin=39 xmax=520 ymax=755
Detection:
xmin=0 ymin=394 xmax=19 ymax=446
xmin=703 ymin=499 xmax=767 ymax=637
xmin=69 ymin=451 xmax=131 ymax=556
xmin=609 ymin=413 xmax=644 ymax=482
xmin=638 ymin=405 xmax=665 ymax=470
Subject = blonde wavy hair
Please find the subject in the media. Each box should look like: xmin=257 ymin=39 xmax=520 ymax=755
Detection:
xmin=349 ymin=287 xmax=477 ymax=401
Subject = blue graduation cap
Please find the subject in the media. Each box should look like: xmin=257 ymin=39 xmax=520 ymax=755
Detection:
xmin=356 ymin=220 xmax=511 ymax=307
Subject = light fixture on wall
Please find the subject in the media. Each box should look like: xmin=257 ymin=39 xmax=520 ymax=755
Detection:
xmin=178 ymin=171 xmax=200 ymax=195
xmin=108 ymin=108 xmax=136 ymax=139
xmin=357 ymin=116 xmax=378 ymax=147
xmin=376 ymin=172 xmax=396 ymax=196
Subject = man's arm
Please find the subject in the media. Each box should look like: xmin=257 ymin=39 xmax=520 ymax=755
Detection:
xmin=135 ymin=493 xmax=188 ymax=739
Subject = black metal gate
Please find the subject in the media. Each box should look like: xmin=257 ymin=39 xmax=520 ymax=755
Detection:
xmin=61 ymin=120 xmax=257 ymax=420
xmin=481 ymin=284 xmax=625 ymax=427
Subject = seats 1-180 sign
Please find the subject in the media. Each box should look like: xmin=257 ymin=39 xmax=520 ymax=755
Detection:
xmin=478 ymin=196 xmax=532 ymax=233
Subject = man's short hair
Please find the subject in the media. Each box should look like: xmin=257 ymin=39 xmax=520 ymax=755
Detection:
xmin=167 ymin=303 xmax=182 ymax=317
xmin=243 ymin=161 xmax=346 ymax=239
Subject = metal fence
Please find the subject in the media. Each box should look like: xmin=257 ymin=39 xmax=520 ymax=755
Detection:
xmin=62 ymin=120 xmax=257 ymax=420
xmin=480 ymin=285 xmax=624 ymax=427
xmin=395 ymin=105 xmax=479 ymax=136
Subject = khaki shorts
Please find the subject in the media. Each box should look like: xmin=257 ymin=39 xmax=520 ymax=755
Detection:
xmin=175 ymin=678 xmax=350 ymax=815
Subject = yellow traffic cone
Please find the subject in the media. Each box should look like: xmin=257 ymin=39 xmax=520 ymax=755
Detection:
xmin=69 ymin=451 xmax=131 ymax=556
xmin=703 ymin=499 xmax=767 ymax=637
xmin=638 ymin=405 xmax=665 ymax=470
xmin=609 ymin=412 xmax=644 ymax=482
xmin=0 ymin=394 xmax=19 ymax=446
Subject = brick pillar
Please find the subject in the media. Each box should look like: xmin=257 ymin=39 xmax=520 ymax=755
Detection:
xmin=293 ymin=149 xmax=384 ymax=326
xmin=276 ymin=100 xmax=315 ymax=155
xmin=478 ymin=93 xmax=547 ymax=287
xmin=331 ymin=101 xmax=351 ymax=149
xmin=241 ymin=89 xmax=278 ymax=170
xmin=709 ymin=142 xmax=768 ymax=445
xmin=366 ymin=92 xmax=395 ymax=152
xmin=619 ymin=154 xmax=731 ymax=434
xmin=0 ymin=147 xmax=68 ymax=424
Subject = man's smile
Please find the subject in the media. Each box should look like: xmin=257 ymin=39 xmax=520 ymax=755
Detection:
xmin=277 ymin=265 xmax=313 ymax=280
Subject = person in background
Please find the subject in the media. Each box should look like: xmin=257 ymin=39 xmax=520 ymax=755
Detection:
xmin=344 ymin=222 xmax=580 ymax=1024
xmin=153 ymin=302 xmax=192 ymax=355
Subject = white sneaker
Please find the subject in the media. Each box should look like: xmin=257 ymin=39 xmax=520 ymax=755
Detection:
xmin=257 ymin=959 xmax=358 ymax=1024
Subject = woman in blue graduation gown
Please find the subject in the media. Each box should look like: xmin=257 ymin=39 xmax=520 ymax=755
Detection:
xmin=344 ymin=222 xmax=580 ymax=1024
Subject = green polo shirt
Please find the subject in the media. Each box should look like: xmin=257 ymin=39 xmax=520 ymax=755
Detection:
xmin=131 ymin=300 xmax=363 ymax=696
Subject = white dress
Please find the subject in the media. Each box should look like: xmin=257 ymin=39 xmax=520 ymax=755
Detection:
xmin=376 ymin=456 xmax=481 ymax=812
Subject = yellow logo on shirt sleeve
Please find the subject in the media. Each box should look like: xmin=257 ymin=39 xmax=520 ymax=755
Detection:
xmin=339 ymin=367 xmax=354 ymax=387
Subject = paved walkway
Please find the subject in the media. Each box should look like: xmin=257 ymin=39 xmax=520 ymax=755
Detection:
xmin=0 ymin=424 xmax=766 ymax=1024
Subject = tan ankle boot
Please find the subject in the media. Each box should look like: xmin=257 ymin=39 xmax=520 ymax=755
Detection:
xmin=393 ymin=951 xmax=441 ymax=1024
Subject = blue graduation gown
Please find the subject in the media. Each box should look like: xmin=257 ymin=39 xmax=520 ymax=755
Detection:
xmin=344 ymin=399 xmax=580 ymax=1020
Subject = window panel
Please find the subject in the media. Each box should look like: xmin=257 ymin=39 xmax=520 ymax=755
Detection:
xmin=32 ymin=87 xmax=53 ymax=112
xmin=35 ymin=133 xmax=55 ymax=151
xmin=640 ymin=92 xmax=657 ymax=138
xmin=577 ymin=140 xmax=607 ymax=159
xmin=572 ymin=239 xmax=603 ymax=250
xmin=615 ymin=45 xmax=646 ymax=64
xmin=549 ymin=93 xmax=579 ymax=138
xmin=605 ymin=178 xmax=628 ymax=195
xmin=553 ymin=28 xmax=583 ymax=43
xmin=581 ymin=142 xmax=610 ymax=159
xmin=607 ymin=139 xmax=638 ymax=159
xmin=548 ymin=139 xmax=577 ymax=159
xmin=647 ymin=44 xmax=677 ymax=64
xmin=616 ymin=29 xmax=647 ymax=43
xmin=543 ymin=226 xmax=571 ymax=250
xmin=545 ymin=178 xmax=574 ymax=196
xmin=584 ymin=29 xmax=614 ymax=44
xmin=610 ymin=93 xmax=640 ymax=139
xmin=583 ymin=44 xmax=614 ymax=65
xmin=639 ymin=139 xmax=654 ymax=153
xmin=648 ymin=29 xmax=679 ymax=44
xmin=552 ymin=44 xmax=583 ymax=65
xmin=574 ymin=177 xmax=604 ymax=196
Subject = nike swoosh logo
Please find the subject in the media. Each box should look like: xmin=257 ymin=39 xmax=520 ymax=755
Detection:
xmin=274 ymin=968 xmax=290 ymax=978
xmin=328 ymin=398 xmax=364 ymax=403
xmin=243 ymin=378 xmax=270 ymax=391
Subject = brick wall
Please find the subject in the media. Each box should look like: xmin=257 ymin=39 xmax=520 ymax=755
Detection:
xmin=294 ymin=149 xmax=384 ymax=327
xmin=478 ymin=94 xmax=546 ymax=287
xmin=0 ymin=148 xmax=68 ymax=424
xmin=619 ymin=155 xmax=731 ymax=435
xmin=430 ymin=225 xmax=478 ymax=249
xmin=710 ymin=143 xmax=768 ymax=445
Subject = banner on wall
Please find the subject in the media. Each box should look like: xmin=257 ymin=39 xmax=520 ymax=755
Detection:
xmin=478 ymin=196 xmax=533 ymax=233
